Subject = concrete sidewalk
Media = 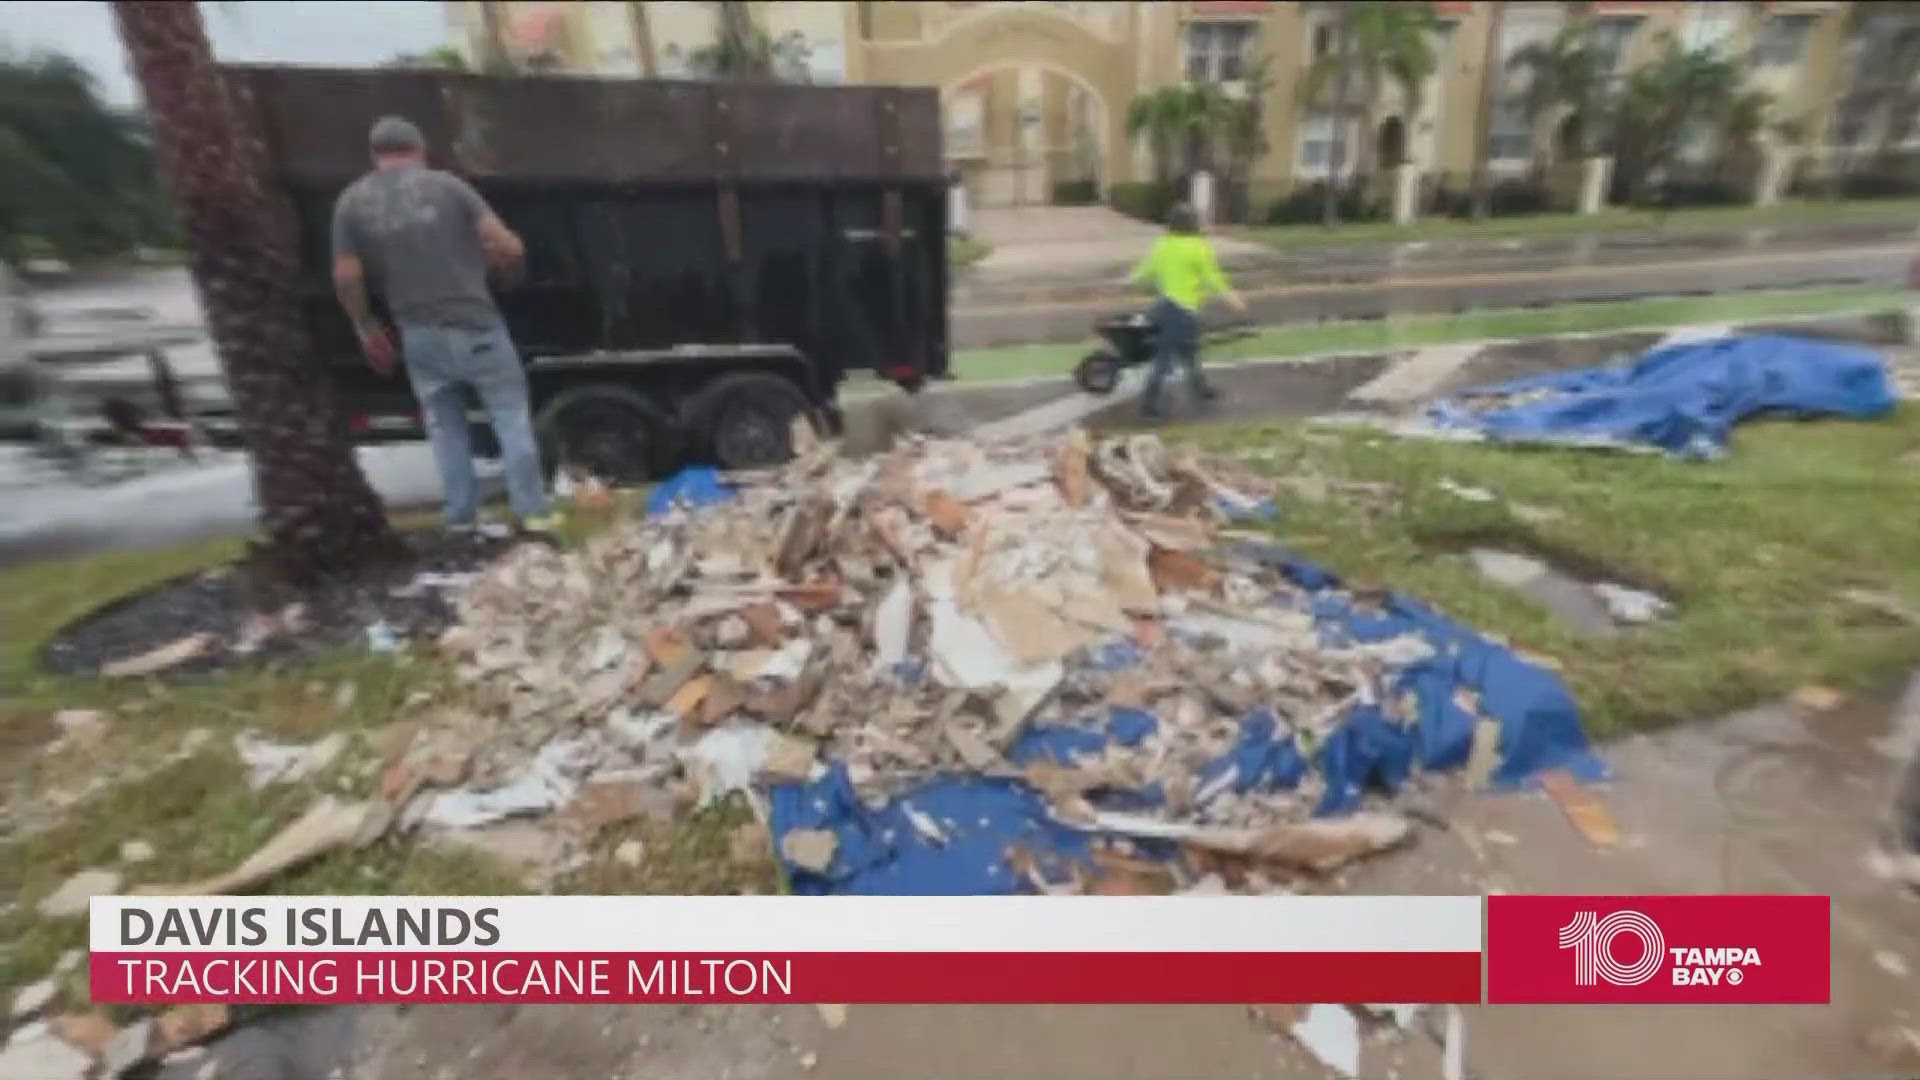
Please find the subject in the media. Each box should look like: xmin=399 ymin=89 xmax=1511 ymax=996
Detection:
xmin=965 ymin=205 xmax=1269 ymax=285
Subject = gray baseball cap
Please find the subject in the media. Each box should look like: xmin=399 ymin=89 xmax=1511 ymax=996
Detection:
xmin=369 ymin=115 xmax=425 ymax=154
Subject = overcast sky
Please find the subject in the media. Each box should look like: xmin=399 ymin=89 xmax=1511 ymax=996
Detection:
xmin=1 ymin=1 xmax=451 ymax=106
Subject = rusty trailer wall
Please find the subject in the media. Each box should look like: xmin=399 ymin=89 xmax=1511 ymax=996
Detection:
xmin=223 ymin=66 xmax=944 ymax=186
xmin=221 ymin=66 xmax=950 ymax=396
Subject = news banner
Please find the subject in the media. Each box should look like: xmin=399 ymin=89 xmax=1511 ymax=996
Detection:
xmin=90 ymin=894 xmax=1830 ymax=1005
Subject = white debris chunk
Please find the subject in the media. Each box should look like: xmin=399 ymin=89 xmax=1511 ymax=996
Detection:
xmin=1291 ymin=1004 xmax=1360 ymax=1078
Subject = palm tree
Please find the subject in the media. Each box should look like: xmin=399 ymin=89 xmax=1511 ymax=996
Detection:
xmin=699 ymin=0 xmax=772 ymax=80
xmin=1611 ymin=34 xmax=1744 ymax=203
xmin=1219 ymin=57 xmax=1274 ymax=222
xmin=1301 ymin=0 xmax=1440 ymax=225
xmin=1468 ymin=0 xmax=1507 ymax=219
xmin=690 ymin=2 xmax=811 ymax=81
xmin=110 ymin=1 xmax=401 ymax=583
xmin=0 ymin=52 xmax=175 ymax=263
xmin=1506 ymin=26 xmax=1615 ymax=161
xmin=1126 ymin=85 xmax=1213 ymax=186
xmin=477 ymin=1 xmax=513 ymax=74
xmin=629 ymin=1 xmax=659 ymax=77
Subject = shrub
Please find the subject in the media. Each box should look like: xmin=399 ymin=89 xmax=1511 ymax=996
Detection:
xmin=1264 ymin=180 xmax=1384 ymax=224
xmin=1838 ymin=171 xmax=1920 ymax=199
xmin=1425 ymin=177 xmax=1553 ymax=218
xmin=1636 ymin=178 xmax=1744 ymax=209
xmin=1051 ymin=179 xmax=1100 ymax=206
xmin=1108 ymin=180 xmax=1182 ymax=224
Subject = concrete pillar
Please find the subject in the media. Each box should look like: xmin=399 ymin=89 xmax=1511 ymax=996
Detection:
xmin=948 ymin=176 xmax=970 ymax=236
xmin=1190 ymin=170 xmax=1216 ymax=227
xmin=1017 ymin=66 xmax=1045 ymax=204
xmin=1578 ymin=157 xmax=1613 ymax=215
xmin=1390 ymin=164 xmax=1420 ymax=224
xmin=1753 ymin=146 xmax=1795 ymax=208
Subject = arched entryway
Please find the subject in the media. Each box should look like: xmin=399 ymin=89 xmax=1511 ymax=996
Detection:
xmin=1376 ymin=116 xmax=1409 ymax=170
xmin=864 ymin=4 xmax=1129 ymax=209
xmin=1555 ymin=114 xmax=1585 ymax=161
xmin=942 ymin=61 xmax=1111 ymax=208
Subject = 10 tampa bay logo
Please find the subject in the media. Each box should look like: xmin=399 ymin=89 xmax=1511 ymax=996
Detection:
xmin=1559 ymin=910 xmax=1764 ymax=987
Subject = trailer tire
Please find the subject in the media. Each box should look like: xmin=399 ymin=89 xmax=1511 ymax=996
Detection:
xmin=690 ymin=371 xmax=812 ymax=470
xmin=1074 ymin=349 xmax=1122 ymax=395
xmin=535 ymin=383 xmax=676 ymax=485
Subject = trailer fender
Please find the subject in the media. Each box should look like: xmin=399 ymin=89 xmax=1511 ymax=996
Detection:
xmin=526 ymin=346 xmax=824 ymax=406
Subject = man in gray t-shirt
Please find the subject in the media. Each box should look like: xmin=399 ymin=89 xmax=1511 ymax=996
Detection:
xmin=331 ymin=115 xmax=555 ymax=533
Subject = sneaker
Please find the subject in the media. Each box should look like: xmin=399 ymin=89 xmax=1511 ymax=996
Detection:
xmin=519 ymin=512 xmax=566 ymax=535
xmin=1193 ymin=382 xmax=1221 ymax=401
xmin=450 ymin=520 xmax=511 ymax=541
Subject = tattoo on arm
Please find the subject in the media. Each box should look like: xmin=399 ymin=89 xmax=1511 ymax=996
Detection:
xmin=333 ymin=256 xmax=377 ymax=336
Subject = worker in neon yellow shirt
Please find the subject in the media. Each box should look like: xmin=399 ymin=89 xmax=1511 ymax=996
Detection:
xmin=1129 ymin=202 xmax=1246 ymax=419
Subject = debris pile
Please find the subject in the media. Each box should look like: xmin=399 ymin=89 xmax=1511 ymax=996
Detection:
xmin=382 ymin=425 xmax=1597 ymax=893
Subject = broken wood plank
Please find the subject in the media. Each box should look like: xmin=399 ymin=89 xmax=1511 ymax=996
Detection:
xmin=1539 ymin=769 xmax=1619 ymax=848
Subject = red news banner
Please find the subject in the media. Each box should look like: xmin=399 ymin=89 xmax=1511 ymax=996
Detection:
xmin=91 ymin=896 xmax=1480 ymax=1005
xmin=87 ymin=895 xmax=1828 ymax=1006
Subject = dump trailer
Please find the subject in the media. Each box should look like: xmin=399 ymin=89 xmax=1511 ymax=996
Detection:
xmin=224 ymin=64 xmax=949 ymax=480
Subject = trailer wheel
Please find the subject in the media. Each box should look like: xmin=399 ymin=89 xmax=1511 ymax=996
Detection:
xmin=535 ymin=383 xmax=675 ymax=485
xmin=692 ymin=371 xmax=812 ymax=470
xmin=1074 ymin=349 xmax=1122 ymax=395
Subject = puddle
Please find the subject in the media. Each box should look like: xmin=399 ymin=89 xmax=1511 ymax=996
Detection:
xmin=1465 ymin=546 xmax=1672 ymax=635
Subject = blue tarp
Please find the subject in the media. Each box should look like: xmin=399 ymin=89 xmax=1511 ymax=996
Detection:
xmin=763 ymin=539 xmax=1604 ymax=895
xmin=1426 ymin=334 xmax=1896 ymax=457
xmin=653 ymin=464 xmax=1604 ymax=894
xmin=646 ymin=466 xmax=734 ymax=516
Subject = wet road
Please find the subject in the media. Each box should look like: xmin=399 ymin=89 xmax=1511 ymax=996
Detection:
xmin=956 ymin=222 xmax=1917 ymax=346
xmin=7 ymin=224 xmax=1914 ymax=569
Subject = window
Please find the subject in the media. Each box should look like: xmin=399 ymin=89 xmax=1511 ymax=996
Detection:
xmin=1186 ymin=20 xmax=1256 ymax=83
xmin=1681 ymin=5 xmax=1737 ymax=54
xmin=1298 ymin=112 xmax=1338 ymax=174
xmin=1587 ymin=16 xmax=1640 ymax=72
xmin=1756 ymin=13 xmax=1815 ymax=67
xmin=1831 ymin=100 xmax=1871 ymax=147
xmin=1312 ymin=22 xmax=1333 ymax=60
xmin=1489 ymin=101 xmax=1532 ymax=162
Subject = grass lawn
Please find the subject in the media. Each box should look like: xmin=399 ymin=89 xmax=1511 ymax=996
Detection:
xmin=0 ymin=515 xmax=775 ymax=1003
xmin=951 ymin=285 xmax=1911 ymax=384
xmin=950 ymin=234 xmax=991 ymax=273
xmin=1239 ymin=196 xmax=1920 ymax=249
xmin=1189 ymin=405 xmax=1920 ymax=739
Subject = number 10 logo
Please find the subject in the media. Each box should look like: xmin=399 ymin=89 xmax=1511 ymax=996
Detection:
xmin=1558 ymin=910 xmax=1667 ymax=986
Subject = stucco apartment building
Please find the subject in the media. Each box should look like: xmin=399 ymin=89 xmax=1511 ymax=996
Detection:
xmin=444 ymin=2 xmax=1863 ymax=210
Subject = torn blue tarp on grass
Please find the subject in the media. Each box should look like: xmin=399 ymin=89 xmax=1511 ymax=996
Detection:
xmin=1425 ymin=334 xmax=1896 ymax=457
xmin=767 ymin=541 xmax=1604 ymax=895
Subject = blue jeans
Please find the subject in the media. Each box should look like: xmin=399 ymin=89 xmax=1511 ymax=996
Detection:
xmin=397 ymin=320 xmax=550 ymax=526
xmin=1142 ymin=297 xmax=1208 ymax=414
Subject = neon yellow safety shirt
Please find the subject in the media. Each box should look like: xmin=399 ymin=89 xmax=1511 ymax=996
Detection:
xmin=1129 ymin=234 xmax=1231 ymax=312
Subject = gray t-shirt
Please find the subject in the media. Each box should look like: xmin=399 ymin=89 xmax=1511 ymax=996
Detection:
xmin=331 ymin=164 xmax=498 ymax=329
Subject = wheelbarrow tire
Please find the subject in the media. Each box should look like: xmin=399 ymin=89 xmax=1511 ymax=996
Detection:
xmin=1075 ymin=349 xmax=1122 ymax=395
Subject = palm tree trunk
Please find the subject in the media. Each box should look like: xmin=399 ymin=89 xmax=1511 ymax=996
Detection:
xmin=1469 ymin=0 xmax=1507 ymax=219
xmin=111 ymin=1 xmax=401 ymax=585
xmin=1323 ymin=8 xmax=1355 ymax=227
xmin=629 ymin=1 xmax=659 ymax=77
xmin=717 ymin=1 xmax=768 ymax=80
xmin=478 ymin=1 xmax=513 ymax=74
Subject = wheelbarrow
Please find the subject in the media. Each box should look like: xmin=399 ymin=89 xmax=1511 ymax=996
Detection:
xmin=1072 ymin=309 xmax=1258 ymax=395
